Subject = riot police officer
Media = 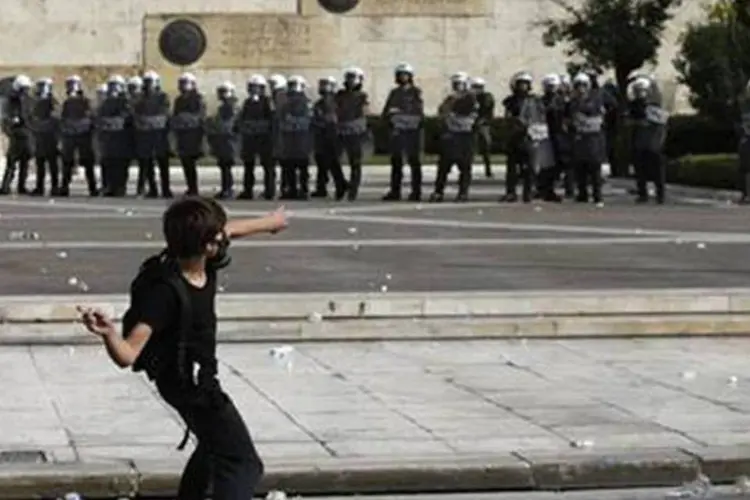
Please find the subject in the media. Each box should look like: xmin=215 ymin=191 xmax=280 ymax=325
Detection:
xmin=59 ymin=75 xmax=96 ymax=196
xmin=171 ymin=72 xmax=205 ymax=195
xmin=382 ymin=62 xmax=424 ymax=201
xmin=537 ymin=73 xmax=568 ymax=202
xmin=335 ymin=67 xmax=369 ymax=201
xmin=471 ymin=77 xmax=495 ymax=178
xmin=312 ymin=76 xmax=347 ymax=200
xmin=237 ymin=74 xmax=275 ymax=200
xmin=97 ymin=75 xmax=132 ymax=197
xmin=430 ymin=72 xmax=478 ymax=202
xmin=126 ymin=76 xmax=144 ymax=194
xmin=739 ymin=80 xmax=750 ymax=204
xmin=567 ymin=72 xmax=606 ymax=206
xmin=207 ymin=81 xmax=238 ymax=199
xmin=627 ymin=76 xmax=667 ymax=204
xmin=133 ymin=70 xmax=171 ymax=198
xmin=501 ymin=71 xmax=534 ymax=202
xmin=0 ymin=75 xmax=33 ymax=195
xmin=269 ymin=74 xmax=288 ymax=197
xmin=277 ymin=75 xmax=312 ymax=200
xmin=29 ymin=78 xmax=60 ymax=196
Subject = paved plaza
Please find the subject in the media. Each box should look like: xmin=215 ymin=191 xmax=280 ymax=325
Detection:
xmin=0 ymin=168 xmax=749 ymax=295
xmin=3 ymin=337 xmax=750 ymax=463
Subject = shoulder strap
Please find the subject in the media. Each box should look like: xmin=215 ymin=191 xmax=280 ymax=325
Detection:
xmin=162 ymin=271 xmax=193 ymax=384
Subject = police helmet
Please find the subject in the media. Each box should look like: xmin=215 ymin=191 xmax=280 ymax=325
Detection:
xmin=217 ymin=81 xmax=235 ymax=99
xmin=35 ymin=78 xmax=53 ymax=96
xmin=248 ymin=74 xmax=267 ymax=87
xmin=127 ymin=76 xmax=143 ymax=88
xmin=572 ymin=72 xmax=591 ymax=88
xmin=318 ymin=76 xmax=336 ymax=93
xmin=12 ymin=74 xmax=32 ymax=91
xmin=65 ymin=75 xmax=82 ymax=95
xmin=268 ymin=74 xmax=287 ymax=91
xmin=287 ymin=75 xmax=307 ymax=92
xmin=177 ymin=72 xmax=197 ymax=92
xmin=470 ymin=77 xmax=486 ymax=89
xmin=450 ymin=72 xmax=469 ymax=91
xmin=395 ymin=62 xmax=414 ymax=75
xmin=510 ymin=71 xmax=533 ymax=91
xmin=542 ymin=73 xmax=561 ymax=88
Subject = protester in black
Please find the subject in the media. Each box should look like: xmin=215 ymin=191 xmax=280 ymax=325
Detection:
xmin=77 ymin=196 xmax=288 ymax=500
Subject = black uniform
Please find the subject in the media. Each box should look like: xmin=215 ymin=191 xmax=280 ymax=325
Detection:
xmin=501 ymin=94 xmax=526 ymax=201
xmin=97 ymin=94 xmax=132 ymax=196
xmin=0 ymin=91 xmax=33 ymax=195
xmin=207 ymin=96 xmax=238 ymax=198
xmin=60 ymin=93 xmax=97 ymax=196
xmin=133 ymin=90 xmax=172 ymax=198
xmin=171 ymin=91 xmax=206 ymax=195
xmin=431 ymin=92 xmax=478 ymax=201
xmin=567 ymin=91 xmax=606 ymax=203
xmin=475 ymin=91 xmax=495 ymax=178
xmin=382 ymin=85 xmax=424 ymax=200
xmin=540 ymin=91 xmax=573 ymax=199
xmin=628 ymin=98 xmax=667 ymax=203
xmin=271 ymin=90 xmax=287 ymax=196
xmin=237 ymin=95 xmax=275 ymax=199
xmin=277 ymin=92 xmax=312 ymax=199
xmin=334 ymin=88 xmax=369 ymax=201
xmin=739 ymin=96 xmax=750 ymax=203
xmin=311 ymin=93 xmax=347 ymax=199
xmin=29 ymin=95 xmax=60 ymax=196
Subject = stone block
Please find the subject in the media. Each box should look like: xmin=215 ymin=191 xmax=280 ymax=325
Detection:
xmin=0 ymin=462 xmax=137 ymax=499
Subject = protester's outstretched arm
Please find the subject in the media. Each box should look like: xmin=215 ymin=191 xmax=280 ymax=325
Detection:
xmin=224 ymin=206 xmax=288 ymax=239
xmin=76 ymin=306 xmax=150 ymax=368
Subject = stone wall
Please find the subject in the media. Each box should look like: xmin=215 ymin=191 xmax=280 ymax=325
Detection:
xmin=0 ymin=0 xmax=705 ymax=113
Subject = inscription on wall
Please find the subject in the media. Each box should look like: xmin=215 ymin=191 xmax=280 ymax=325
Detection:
xmin=300 ymin=0 xmax=490 ymax=16
xmin=144 ymin=14 xmax=341 ymax=68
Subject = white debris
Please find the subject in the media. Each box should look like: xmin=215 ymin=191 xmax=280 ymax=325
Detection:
xmin=62 ymin=493 xmax=82 ymax=500
xmin=67 ymin=276 xmax=79 ymax=287
xmin=533 ymin=206 xmax=542 ymax=212
xmin=351 ymin=244 xmax=360 ymax=251
xmin=666 ymin=473 xmax=712 ymax=499
xmin=569 ymin=439 xmax=594 ymax=448
xmin=696 ymin=243 xmax=706 ymax=249
xmin=347 ymin=226 xmax=358 ymax=235
xmin=735 ymin=475 xmax=750 ymax=494
xmin=264 ymin=266 xmax=273 ymax=273
xmin=675 ymin=238 xmax=684 ymax=245
xmin=144 ymin=232 xmax=153 ymax=240
xmin=269 ymin=346 xmax=294 ymax=372
xmin=635 ymin=228 xmax=643 ymax=235
xmin=415 ymin=204 xmax=423 ymax=210
xmin=595 ymin=202 xmax=604 ymax=208
xmin=265 ymin=490 xmax=288 ymax=500
xmin=327 ymin=209 xmax=336 ymax=215
xmin=385 ymin=273 xmax=392 ymax=281
xmin=57 ymin=251 xmax=68 ymax=259
xmin=307 ymin=312 xmax=322 ymax=323
xmin=681 ymin=370 xmax=697 ymax=380
xmin=218 ymin=285 xmax=226 ymax=293
xmin=728 ymin=375 xmax=739 ymax=386
xmin=380 ymin=285 xmax=388 ymax=293
xmin=48 ymin=199 xmax=55 ymax=205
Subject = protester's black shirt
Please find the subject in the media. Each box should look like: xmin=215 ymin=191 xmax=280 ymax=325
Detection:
xmin=137 ymin=261 xmax=220 ymax=381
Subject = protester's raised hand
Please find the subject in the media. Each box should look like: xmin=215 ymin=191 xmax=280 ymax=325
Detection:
xmin=76 ymin=306 xmax=116 ymax=338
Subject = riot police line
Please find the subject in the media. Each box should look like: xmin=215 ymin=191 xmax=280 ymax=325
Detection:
xmin=0 ymin=64 xmax=668 ymax=204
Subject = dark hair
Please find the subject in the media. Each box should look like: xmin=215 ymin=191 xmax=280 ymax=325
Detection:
xmin=162 ymin=196 xmax=227 ymax=259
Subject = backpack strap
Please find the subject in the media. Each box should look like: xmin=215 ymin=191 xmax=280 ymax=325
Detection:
xmin=161 ymin=269 xmax=194 ymax=451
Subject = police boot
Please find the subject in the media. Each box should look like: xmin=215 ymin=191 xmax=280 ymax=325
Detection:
xmin=262 ymin=164 xmax=276 ymax=200
xmin=0 ymin=159 xmax=14 ymax=195
xmin=82 ymin=162 xmax=98 ymax=197
xmin=741 ymin=174 xmax=750 ymax=205
xmin=155 ymin=157 xmax=172 ymax=198
xmin=17 ymin=160 xmax=29 ymax=194
xmin=49 ymin=157 xmax=61 ymax=196
xmin=31 ymin=158 xmax=46 ymax=196
xmin=428 ymin=192 xmax=444 ymax=203
xmin=238 ymin=161 xmax=254 ymax=200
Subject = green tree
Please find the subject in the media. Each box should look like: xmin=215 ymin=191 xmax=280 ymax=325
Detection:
xmin=674 ymin=1 xmax=750 ymax=122
xmin=538 ymin=0 xmax=682 ymax=101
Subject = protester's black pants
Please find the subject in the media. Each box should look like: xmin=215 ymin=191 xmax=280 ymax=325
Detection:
xmin=633 ymin=150 xmax=665 ymax=202
xmin=157 ymin=383 xmax=264 ymax=500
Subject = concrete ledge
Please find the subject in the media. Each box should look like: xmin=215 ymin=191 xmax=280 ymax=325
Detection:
xmin=681 ymin=445 xmax=750 ymax=484
xmin=514 ymin=448 xmax=699 ymax=490
xmin=3 ymin=288 xmax=750 ymax=324
xmin=0 ymin=448 xmax=727 ymax=498
xmin=0 ymin=461 xmax=138 ymax=499
xmin=2 ymin=314 xmax=750 ymax=344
